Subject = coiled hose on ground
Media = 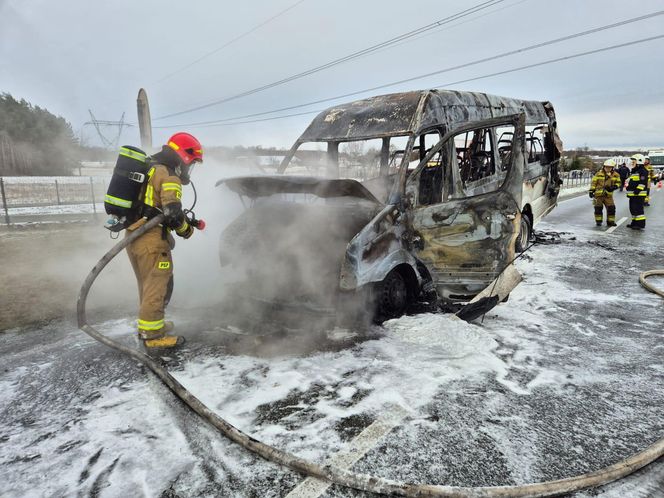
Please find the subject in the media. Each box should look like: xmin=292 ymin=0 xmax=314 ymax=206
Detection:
xmin=77 ymin=216 xmax=664 ymax=497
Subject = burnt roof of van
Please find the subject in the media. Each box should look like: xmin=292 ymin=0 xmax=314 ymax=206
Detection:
xmin=297 ymin=89 xmax=552 ymax=142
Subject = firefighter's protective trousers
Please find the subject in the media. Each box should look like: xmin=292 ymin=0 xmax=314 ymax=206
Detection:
xmin=127 ymin=228 xmax=173 ymax=332
xmin=593 ymin=195 xmax=616 ymax=224
xmin=628 ymin=197 xmax=646 ymax=228
xmin=126 ymin=164 xmax=191 ymax=335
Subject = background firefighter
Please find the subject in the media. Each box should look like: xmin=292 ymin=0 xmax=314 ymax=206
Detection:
xmin=644 ymin=156 xmax=654 ymax=206
xmin=126 ymin=132 xmax=203 ymax=348
xmin=589 ymin=159 xmax=621 ymax=226
xmin=626 ymin=153 xmax=648 ymax=229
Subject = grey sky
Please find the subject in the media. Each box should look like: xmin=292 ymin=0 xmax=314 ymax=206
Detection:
xmin=1 ymin=0 xmax=663 ymax=150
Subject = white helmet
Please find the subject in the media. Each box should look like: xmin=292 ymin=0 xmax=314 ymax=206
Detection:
xmin=631 ymin=153 xmax=645 ymax=165
xmin=603 ymin=159 xmax=616 ymax=168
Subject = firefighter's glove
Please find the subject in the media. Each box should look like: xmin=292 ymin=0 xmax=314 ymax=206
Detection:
xmin=588 ymin=190 xmax=595 ymax=199
xmin=163 ymin=202 xmax=185 ymax=229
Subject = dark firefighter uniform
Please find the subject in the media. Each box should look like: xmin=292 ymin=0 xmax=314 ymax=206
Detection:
xmin=589 ymin=166 xmax=621 ymax=226
xmin=126 ymin=153 xmax=193 ymax=346
xmin=626 ymin=162 xmax=649 ymax=229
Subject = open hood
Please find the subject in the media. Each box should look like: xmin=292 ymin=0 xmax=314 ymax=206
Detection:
xmin=216 ymin=175 xmax=381 ymax=203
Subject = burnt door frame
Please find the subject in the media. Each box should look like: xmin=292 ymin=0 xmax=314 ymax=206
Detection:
xmin=403 ymin=113 xmax=526 ymax=300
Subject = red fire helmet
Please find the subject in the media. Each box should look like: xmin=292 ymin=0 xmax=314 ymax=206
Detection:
xmin=167 ymin=132 xmax=203 ymax=165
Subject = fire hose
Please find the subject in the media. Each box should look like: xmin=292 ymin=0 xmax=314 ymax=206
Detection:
xmin=77 ymin=215 xmax=664 ymax=497
xmin=640 ymin=269 xmax=664 ymax=298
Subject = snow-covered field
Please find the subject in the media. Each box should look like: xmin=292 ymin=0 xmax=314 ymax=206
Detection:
xmin=6 ymin=203 xmax=103 ymax=216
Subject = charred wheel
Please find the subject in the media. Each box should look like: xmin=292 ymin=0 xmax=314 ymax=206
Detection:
xmin=516 ymin=212 xmax=532 ymax=253
xmin=374 ymin=269 xmax=410 ymax=322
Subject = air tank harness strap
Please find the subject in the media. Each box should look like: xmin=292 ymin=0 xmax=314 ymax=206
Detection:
xmin=112 ymin=168 xmax=146 ymax=183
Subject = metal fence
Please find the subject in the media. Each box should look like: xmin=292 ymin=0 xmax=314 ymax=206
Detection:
xmin=0 ymin=176 xmax=109 ymax=226
xmin=560 ymin=170 xmax=593 ymax=189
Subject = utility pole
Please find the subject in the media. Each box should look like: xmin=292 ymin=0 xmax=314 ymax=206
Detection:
xmin=137 ymin=89 xmax=153 ymax=151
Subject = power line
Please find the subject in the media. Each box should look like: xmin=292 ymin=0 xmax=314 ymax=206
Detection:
xmin=154 ymin=0 xmax=309 ymax=85
xmin=346 ymin=0 xmax=533 ymax=64
xmin=432 ymin=34 xmax=664 ymax=90
xmin=153 ymin=108 xmax=323 ymax=129
xmin=153 ymin=0 xmax=506 ymax=120
xmin=154 ymin=33 xmax=664 ymax=129
xmin=158 ymin=10 xmax=664 ymax=128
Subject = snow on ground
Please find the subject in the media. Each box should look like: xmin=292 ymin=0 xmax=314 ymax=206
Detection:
xmin=4 ymin=250 xmax=660 ymax=497
xmin=7 ymin=203 xmax=104 ymax=216
xmin=1 ymin=176 xmax=107 ymax=184
xmin=169 ymin=313 xmax=505 ymax=463
xmin=1 ymin=195 xmax=663 ymax=497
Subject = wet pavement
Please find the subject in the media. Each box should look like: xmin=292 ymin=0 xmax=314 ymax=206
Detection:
xmin=1 ymin=189 xmax=663 ymax=498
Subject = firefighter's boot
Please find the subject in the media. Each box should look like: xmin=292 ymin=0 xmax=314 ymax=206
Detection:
xmin=144 ymin=334 xmax=185 ymax=349
xmin=138 ymin=321 xmax=183 ymax=349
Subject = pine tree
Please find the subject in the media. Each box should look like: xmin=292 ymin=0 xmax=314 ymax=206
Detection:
xmin=0 ymin=93 xmax=80 ymax=175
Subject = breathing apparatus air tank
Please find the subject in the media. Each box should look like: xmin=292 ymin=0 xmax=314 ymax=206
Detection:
xmin=103 ymin=146 xmax=150 ymax=231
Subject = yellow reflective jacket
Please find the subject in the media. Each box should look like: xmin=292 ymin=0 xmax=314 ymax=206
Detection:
xmin=590 ymin=169 xmax=621 ymax=197
xmin=645 ymin=164 xmax=655 ymax=184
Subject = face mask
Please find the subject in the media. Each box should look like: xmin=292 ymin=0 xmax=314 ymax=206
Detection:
xmin=174 ymin=164 xmax=193 ymax=185
xmin=184 ymin=163 xmax=198 ymax=184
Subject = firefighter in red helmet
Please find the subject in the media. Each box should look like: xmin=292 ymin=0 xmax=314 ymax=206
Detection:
xmin=126 ymin=132 xmax=203 ymax=348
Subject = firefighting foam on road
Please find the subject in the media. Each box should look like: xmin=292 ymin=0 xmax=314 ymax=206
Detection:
xmin=2 ymin=192 xmax=664 ymax=496
xmin=2 ymin=86 xmax=664 ymax=495
xmin=3 ymin=2 xmax=664 ymax=495
xmin=49 ymin=87 xmax=661 ymax=497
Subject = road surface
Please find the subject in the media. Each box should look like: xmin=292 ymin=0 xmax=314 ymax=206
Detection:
xmin=1 ymin=189 xmax=663 ymax=497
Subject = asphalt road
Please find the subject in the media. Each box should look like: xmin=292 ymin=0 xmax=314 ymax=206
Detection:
xmin=1 ymin=188 xmax=663 ymax=498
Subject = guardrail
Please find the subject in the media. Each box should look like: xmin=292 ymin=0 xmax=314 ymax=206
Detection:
xmin=0 ymin=176 xmax=109 ymax=226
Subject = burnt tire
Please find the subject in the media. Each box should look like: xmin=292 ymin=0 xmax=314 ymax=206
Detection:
xmin=516 ymin=213 xmax=532 ymax=253
xmin=374 ymin=269 xmax=409 ymax=323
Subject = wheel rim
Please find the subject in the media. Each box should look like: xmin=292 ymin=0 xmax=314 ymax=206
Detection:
xmin=518 ymin=218 xmax=530 ymax=250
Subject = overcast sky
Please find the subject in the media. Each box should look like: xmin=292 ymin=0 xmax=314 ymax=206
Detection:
xmin=1 ymin=0 xmax=663 ymax=150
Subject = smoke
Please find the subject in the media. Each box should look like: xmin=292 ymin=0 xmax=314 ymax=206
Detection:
xmin=167 ymin=160 xmax=381 ymax=352
xmin=0 ymin=159 xmax=380 ymax=359
xmin=0 ymin=219 xmax=141 ymax=330
xmin=168 ymin=159 xmax=246 ymax=310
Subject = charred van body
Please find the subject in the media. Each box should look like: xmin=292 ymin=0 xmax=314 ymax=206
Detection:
xmin=218 ymin=89 xmax=563 ymax=322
